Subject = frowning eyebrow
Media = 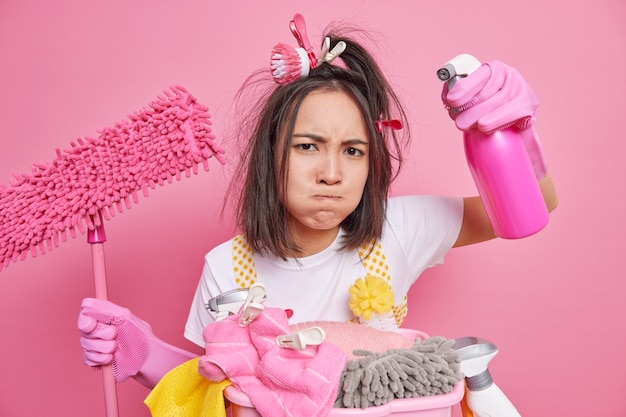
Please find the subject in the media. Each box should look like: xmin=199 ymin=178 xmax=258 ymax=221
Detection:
xmin=292 ymin=133 xmax=368 ymax=146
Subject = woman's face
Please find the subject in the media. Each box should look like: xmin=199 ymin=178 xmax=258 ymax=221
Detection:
xmin=284 ymin=89 xmax=369 ymax=245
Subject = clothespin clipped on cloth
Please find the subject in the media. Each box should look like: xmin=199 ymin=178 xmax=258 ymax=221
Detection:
xmin=238 ymin=284 xmax=267 ymax=327
xmin=276 ymin=326 xmax=326 ymax=350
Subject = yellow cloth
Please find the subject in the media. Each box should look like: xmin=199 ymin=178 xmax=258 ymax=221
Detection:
xmin=144 ymin=358 xmax=231 ymax=417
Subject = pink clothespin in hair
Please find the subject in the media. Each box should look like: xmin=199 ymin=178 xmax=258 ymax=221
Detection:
xmin=289 ymin=13 xmax=317 ymax=70
xmin=375 ymin=119 xmax=403 ymax=133
xmin=276 ymin=326 xmax=326 ymax=350
xmin=238 ymin=283 xmax=267 ymax=327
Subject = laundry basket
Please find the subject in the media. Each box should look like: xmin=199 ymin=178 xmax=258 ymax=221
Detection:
xmin=223 ymin=329 xmax=465 ymax=417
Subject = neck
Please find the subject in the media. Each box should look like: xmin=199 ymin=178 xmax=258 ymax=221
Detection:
xmin=288 ymin=223 xmax=339 ymax=258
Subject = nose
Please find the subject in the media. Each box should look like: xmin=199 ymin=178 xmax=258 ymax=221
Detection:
xmin=316 ymin=153 xmax=342 ymax=185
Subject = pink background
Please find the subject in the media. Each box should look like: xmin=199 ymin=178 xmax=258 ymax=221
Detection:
xmin=1 ymin=1 xmax=624 ymax=416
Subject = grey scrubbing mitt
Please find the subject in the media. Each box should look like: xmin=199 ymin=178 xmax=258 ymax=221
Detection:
xmin=335 ymin=336 xmax=463 ymax=409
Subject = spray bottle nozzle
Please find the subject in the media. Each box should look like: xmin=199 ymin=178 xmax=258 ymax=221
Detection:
xmin=453 ymin=336 xmax=497 ymax=358
xmin=437 ymin=53 xmax=482 ymax=89
xmin=436 ymin=64 xmax=456 ymax=82
xmin=453 ymin=336 xmax=499 ymax=390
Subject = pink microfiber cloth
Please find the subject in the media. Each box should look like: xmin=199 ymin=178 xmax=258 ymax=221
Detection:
xmin=199 ymin=308 xmax=348 ymax=417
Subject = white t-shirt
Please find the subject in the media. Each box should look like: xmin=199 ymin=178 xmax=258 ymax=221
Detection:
xmin=184 ymin=194 xmax=463 ymax=347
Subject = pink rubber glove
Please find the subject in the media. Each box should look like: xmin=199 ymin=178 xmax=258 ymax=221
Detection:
xmin=442 ymin=60 xmax=538 ymax=133
xmin=442 ymin=60 xmax=548 ymax=179
xmin=78 ymin=298 xmax=196 ymax=387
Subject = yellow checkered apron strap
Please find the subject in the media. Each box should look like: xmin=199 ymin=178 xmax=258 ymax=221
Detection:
xmin=358 ymin=239 xmax=408 ymax=327
xmin=232 ymin=234 xmax=257 ymax=289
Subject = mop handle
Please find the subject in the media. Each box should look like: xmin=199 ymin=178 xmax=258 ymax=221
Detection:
xmin=89 ymin=222 xmax=120 ymax=417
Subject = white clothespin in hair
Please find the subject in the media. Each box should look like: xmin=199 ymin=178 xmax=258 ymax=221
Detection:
xmin=238 ymin=283 xmax=267 ymax=327
xmin=319 ymin=37 xmax=347 ymax=65
xmin=276 ymin=326 xmax=326 ymax=350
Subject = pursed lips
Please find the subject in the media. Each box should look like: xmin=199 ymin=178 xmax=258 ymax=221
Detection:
xmin=313 ymin=194 xmax=341 ymax=200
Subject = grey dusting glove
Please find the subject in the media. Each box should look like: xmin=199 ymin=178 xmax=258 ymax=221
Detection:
xmin=335 ymin=336 xmax=463 ymax=408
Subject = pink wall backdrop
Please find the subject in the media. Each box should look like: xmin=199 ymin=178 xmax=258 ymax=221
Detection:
xmin=1 ymin=1 xmax=624 ymax=416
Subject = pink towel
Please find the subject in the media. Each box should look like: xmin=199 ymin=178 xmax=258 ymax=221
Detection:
xmin=199 ymin=308 xmax=348 ymax=417
xmin=200 ymin=314 xmax=260 ymax=381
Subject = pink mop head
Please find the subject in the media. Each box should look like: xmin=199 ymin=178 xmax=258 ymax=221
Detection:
xmin=0 ymin=85 xmax=225 ymax=271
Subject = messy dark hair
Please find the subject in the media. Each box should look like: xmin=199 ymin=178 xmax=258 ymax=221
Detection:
xmin=227 ymin=29 xmax=409 ymax=259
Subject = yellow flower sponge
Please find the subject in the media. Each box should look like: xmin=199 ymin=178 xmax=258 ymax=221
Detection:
xmin=348 ymin=275 xmax=394 ymax=320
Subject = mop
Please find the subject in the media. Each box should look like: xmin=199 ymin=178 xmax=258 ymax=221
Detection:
xmin=0 ymin=85 xmax=225 ymax=417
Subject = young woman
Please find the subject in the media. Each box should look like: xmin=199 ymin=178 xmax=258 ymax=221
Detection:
xmin=78 ymin=20 xmax=558 ymax=389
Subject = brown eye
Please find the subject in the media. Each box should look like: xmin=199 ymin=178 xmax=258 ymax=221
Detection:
xmin=296 ymin=143 xmax=316 ymax=151
xmin=345 ymin=147 xmax=364 ymax=156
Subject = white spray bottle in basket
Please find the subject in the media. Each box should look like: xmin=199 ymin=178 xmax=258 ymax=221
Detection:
xmin=453 ymin=337 xmax=522 ymax=417
xmin=438 ymin=54 xmax=548 ymax=239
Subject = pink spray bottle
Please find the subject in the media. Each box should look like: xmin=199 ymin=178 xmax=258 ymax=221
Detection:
xmin=438 ymin=54 xmax=549 ymax=239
